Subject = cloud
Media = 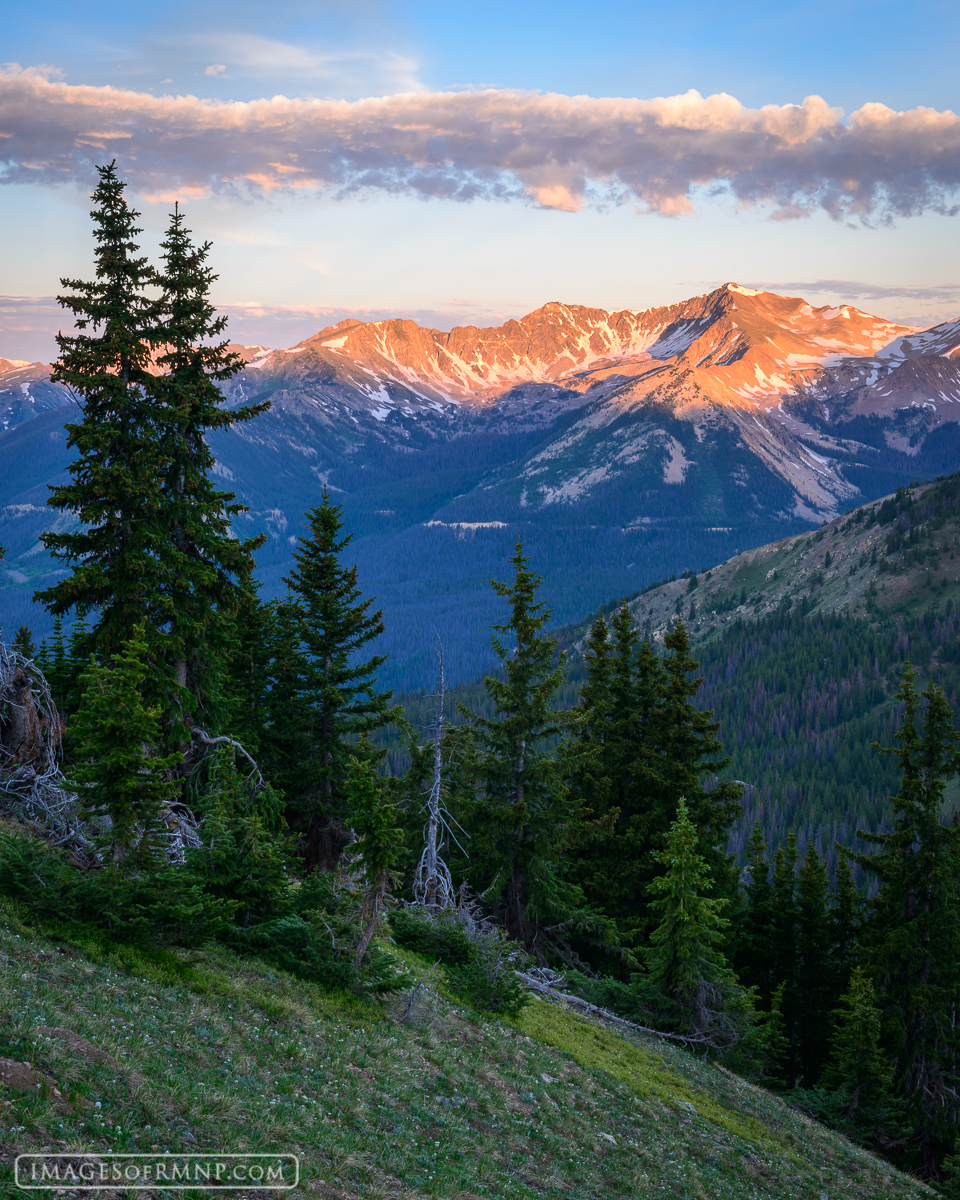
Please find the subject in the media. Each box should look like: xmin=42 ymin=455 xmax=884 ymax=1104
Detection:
xmin=1 ymin=68 xmax=960 ymax=219
xmin=195 ymin=33 xmax=421 ymax=88
xmin=204 ymin=64 xmax=226 ymax=78
xmin=0 ymin=295 xmax=69 ymax=361
xmin=219 ymin=300 xmax=520 ymax=344
xmin=750 ymin=280 xmax=960 ymax=302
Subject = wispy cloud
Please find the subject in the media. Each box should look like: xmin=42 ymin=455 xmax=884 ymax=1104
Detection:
xmin=189 ymin=33 xmax=422 ymax=92
xmin=1 ymin=69 xmax=960 ymax=220
xmin=750 ymin=280 xmax=960 ymax=302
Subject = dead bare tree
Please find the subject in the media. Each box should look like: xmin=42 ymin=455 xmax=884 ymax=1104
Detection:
xmin=412 ymin=637 xmax=460 ymax=911
xmin=515 ymin=968 xmax=741 ymax=1051
xmin=0 ymin=639 xmax=94 ymax=860
xmin=0 ymin=636 xmax=206 ymax=866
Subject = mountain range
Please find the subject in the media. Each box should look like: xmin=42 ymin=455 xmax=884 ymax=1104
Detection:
xmin=3 ymin=282 xmax=960 ymax=689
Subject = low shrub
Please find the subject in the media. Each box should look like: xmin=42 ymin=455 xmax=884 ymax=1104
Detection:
xmin=236 ymin=871 xmax=403 ymax=997
xmin=389 ymin=902 xmax=530 ymax=1017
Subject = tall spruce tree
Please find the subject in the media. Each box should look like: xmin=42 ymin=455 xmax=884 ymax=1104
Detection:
xmin=735 ymin=822 xmax=776 ymax=998
xmin=643 ymin=798 xmax=740 ymax=1042
xmin=456 ymin=540 xmax=575 ymax=952
xmin=346 ymin=751 xmax=405 ymax=969
xmin=11 ymin=626 xmax=36 ymax=661
xmin=565 ymin=610 xmax=615 ymax=825
xmin=151 ymin=206 xmax=268 ymax=743
xmin=852 ymin=667 xmax=960 ymax=1177
xmin=658 ymin=622 xmax=742 ymax=898
xmin=831 ymin=853 xmax=862 ymax=992
xmin=37 ymin=170 xmax=267 ymax=753
xmin=565 ymin=607 xmax=646 ymax=932
xmin=275 ymin=491 xmax=397 ymax=869
xmin=770 ymin=829 xmax=801 ymax=1085
xmin=36 ymin=163 xmax=167 ymax=663
xmin=796 ymin=842 xmax=834 ymax=1086
xmin=222 ymin=565 xmax=282 ymax=757
xmin=191 ymin=748 xmax=289 ymax=932
xmin=817 ymin=967 xmax=903 ymax=1146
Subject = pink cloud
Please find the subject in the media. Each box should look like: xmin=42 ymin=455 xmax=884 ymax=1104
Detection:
xmin=1 ymin=67 xmax=959 ymax=220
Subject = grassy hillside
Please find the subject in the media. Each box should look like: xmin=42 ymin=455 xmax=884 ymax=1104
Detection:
xmin=0 ymin=896 xmax=932 ymax=1199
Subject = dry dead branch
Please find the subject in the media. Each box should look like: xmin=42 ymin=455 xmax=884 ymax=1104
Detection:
xmin=189 ymin=727 xmax=265 ymax=791
xmin=412 ymin=638 xmax=460 ymax=911
xmin=515 ymin=967 xmax=738 ymax=1049
xmin=0 ymin=641 xmax=94 ymax=861
xmin=0 ymin=636 xmax=205 ymax=866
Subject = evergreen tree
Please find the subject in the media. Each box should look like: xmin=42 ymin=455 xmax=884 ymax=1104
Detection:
xmin=274 ymin=490 xmax=397 ymax=869
xmin=40 ymin=617 xmax=70 ymax=711
xmin=222 ymin=566 xmax=282 ymax=757
xmin=564 ymin=608 xmax=637 ymax=931
xmin=346 ymin=752 xmax=405 ymax=969
xmin=770 ymin=829 xmax=801 ymax=1085
xmin=592 ymin=612 xmax=667 ymax=932
xmin=763 ymin=982 xmax=790 ymax=1084
xmin=11 ymin=626 xmax=36 ymax=660
xmin=819 ymin=967 xmax=903 ymax=1143
xmin=643 ymin=798 xmax=740 ymax=1042
xmin=941 ymin=1145 xmax=960 ymax=1199
xmin=36 ymin=163 xmax=168 ymax=664
xmin=191 ymin=748 xmax=290 ymax=931
xmin=456 ymin=540 xmax=575 ymax=952
xmin=658 ymin=622 xmax=742 ymax=899
xmin=735 ymin=822 xmax=776 ymax=998
xmin=565 ymin=610 xmax=614 ymax=824
xmin=151 ymin=206 xmax=268 ymax=744
xmin=853 ymin=666 xmax=960 ymax=1176
xmin=69 ymin=624 xmax=181 ymax=868
xmin=796 ymin=842 xmax=834 ymax=1086
xmin=567 ymin=615 xmax=742 ymax=942
xmin=831 ymin=853 xmax=862 ymax=989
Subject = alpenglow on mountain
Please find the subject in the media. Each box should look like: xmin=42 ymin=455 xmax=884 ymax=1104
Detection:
xmin=3 ymin=283 xmax=960 ymax=688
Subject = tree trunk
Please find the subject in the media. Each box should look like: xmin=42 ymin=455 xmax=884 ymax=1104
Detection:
xmin=504 ymin=856 xmax=529 ymax=950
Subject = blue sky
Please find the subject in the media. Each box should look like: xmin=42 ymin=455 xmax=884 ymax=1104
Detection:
xmin=2 ymin=0 xmax=960 ymax=358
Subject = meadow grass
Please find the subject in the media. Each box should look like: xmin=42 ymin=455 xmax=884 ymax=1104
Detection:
xmin=0 ymin=897 xmax=933 ymax=1199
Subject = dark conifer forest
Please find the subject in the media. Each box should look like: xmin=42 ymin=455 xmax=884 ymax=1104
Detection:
xmin=5 ymin=165 xmax=960 ymax=1192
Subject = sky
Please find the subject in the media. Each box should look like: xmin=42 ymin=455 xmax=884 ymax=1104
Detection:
xmin=2 ymin=0 xmax=960 ymax=359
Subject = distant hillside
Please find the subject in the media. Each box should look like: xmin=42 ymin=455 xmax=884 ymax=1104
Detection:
xmin=608 ymin=473 xmax=960 ymax=643
xmin=579 ymin=472 xmax=960 ymax=867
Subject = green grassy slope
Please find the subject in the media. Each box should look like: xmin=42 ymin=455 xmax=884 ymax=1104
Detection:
xmin=0 ymin=899 xmax=931 ymax=1199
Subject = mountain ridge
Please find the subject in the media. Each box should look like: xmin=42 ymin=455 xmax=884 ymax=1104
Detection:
xmin=4 ymin=282 xmax=960 ymax=689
